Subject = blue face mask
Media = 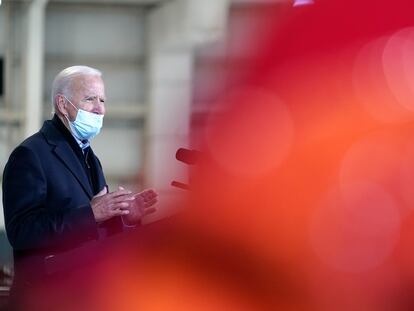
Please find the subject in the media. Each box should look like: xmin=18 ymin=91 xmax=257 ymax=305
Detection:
xmin=64 ymin=97 xmax=104 ymax=141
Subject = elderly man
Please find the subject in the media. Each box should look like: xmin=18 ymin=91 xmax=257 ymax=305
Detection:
xmin=2 ymin=66 xmax=157 ymax=295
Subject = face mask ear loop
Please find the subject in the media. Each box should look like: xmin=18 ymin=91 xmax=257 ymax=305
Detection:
xmin=58 ymin=94 xmax=75 ymax=132
xmin=62 ymin=95 xmax=78 ymax=112
xmin=63 ymin=114 xmax=70 ymax=126
xmin=63 ymin=95 xmax=80 ymax=126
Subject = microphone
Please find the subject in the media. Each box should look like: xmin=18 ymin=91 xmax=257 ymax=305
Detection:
xmin=170 ymin=181 xmax=190 ymax=191
xmin=171 ymin=148 xmax=202 ymax=190
xmin=175 ymin=148 xmax=201 ymax=165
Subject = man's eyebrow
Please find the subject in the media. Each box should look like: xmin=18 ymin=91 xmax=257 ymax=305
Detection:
xmin=83 ymin=95 xmax=106 ymax=101
xmin=83 ymin=95 xmax=98 ymax=99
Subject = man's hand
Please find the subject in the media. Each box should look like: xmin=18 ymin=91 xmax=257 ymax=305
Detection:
xmin=121 ymin=187 xmax=158 ymax=225
xmin=90 ymin=187 xmax=132 ymax=223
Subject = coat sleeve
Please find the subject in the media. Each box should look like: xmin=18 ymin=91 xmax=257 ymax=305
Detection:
xmin=2 ymin=145 xmax=98 ymax=251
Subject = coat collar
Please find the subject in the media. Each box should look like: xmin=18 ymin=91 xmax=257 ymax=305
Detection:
xmin=40 ymin=115 xmax=94 ymax=199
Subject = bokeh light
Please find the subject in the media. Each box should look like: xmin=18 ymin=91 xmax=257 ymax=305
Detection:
xmin=205 ymin=87 xmax=294 ymax=177
xmin=383 ymin=27 xmax=414 ymax=112
xmin=310 ymin=182 xmax=400 ymax=273
xmin=353 ymin=36 xmax=414 ymax=123
xmin=15 ymin=1 xmax=414 ymax=310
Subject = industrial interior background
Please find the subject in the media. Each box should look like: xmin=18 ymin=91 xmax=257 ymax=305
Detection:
xmin=0 ymin=0 xmax=287 ymax=285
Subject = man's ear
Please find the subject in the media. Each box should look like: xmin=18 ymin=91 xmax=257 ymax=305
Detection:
xmin=55 ymin=95 xmax=67 ymax=117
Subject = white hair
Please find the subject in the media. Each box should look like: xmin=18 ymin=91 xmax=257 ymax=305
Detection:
xmin=51 ymin=65 xmax=102 ymax=112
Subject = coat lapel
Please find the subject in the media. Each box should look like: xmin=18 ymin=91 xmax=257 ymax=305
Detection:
xmin=41 ymin=118 xmax=94 ymax=199
xmin=53 ymin=143 xmax=94 ymax=199
xmin=88 ymin=148 xmax=107 ymax=192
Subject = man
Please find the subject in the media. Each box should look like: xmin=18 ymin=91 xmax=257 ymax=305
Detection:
xmin=2 ymin=66 xmax=157 ymax=295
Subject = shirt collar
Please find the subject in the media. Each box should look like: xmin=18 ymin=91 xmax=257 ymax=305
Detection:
xmin=73 ymin=135 xmax=90 ymax=151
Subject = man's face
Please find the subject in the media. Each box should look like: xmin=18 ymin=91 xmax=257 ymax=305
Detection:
xmin=66 ymin=75 xmax=106 ymax=122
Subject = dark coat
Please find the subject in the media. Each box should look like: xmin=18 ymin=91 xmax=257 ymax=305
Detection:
xmin=2 ymin=115 xmax=123 ymax=287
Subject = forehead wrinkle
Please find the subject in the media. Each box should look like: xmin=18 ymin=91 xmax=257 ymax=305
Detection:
xmin=72 ymin=75 xmax=105 ymax=99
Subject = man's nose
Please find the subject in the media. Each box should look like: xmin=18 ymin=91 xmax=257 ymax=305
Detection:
xmin=92 ymin=100 xmax=105 ymax=115
xmin=96 ymin=103 xmax=105 ymax=115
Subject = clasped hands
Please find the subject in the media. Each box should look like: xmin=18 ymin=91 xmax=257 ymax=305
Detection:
xmin=91 ymin=186 xmax=158 ymax=225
